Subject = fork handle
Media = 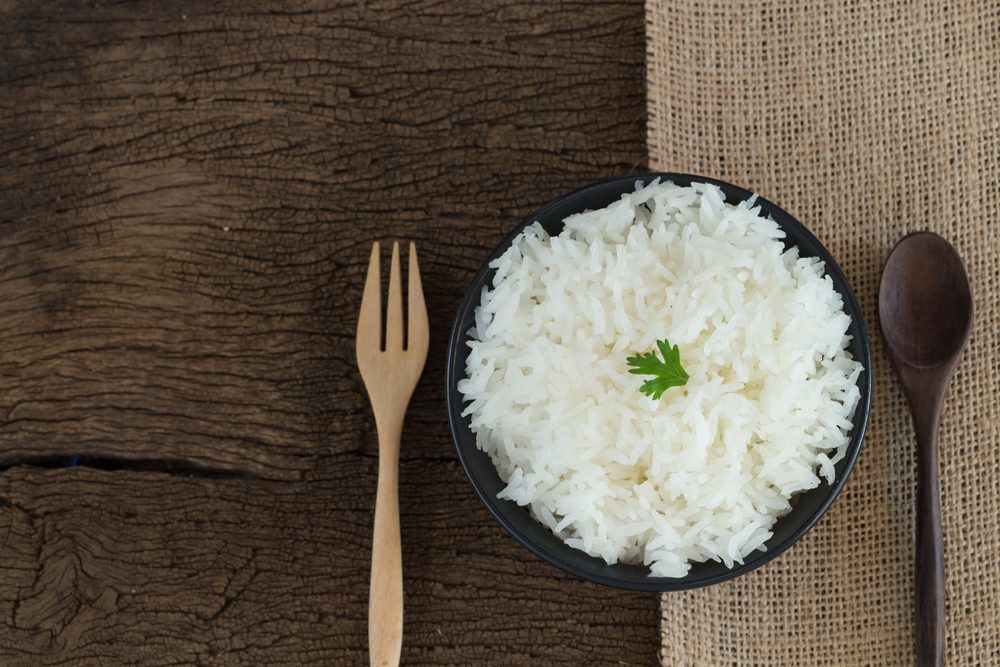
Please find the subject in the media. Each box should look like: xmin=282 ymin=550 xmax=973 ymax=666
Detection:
xmin=369 ymin=417 xmax=403 ymax=667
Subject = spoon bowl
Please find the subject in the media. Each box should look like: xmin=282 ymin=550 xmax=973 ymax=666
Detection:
xmin=879 ymin=232 xmax=973 ymax=369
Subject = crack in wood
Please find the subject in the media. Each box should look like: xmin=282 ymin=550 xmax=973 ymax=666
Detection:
xmin=0 ymin=455 xmax=288 ymax=481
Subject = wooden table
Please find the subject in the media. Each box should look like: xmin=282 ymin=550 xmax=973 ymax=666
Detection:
xmin=0 ymin=1 xmax=654 ymax=663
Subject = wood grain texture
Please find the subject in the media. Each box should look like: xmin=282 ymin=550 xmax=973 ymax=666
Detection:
xmin=0 ymin=0 xmax=651 ymax=664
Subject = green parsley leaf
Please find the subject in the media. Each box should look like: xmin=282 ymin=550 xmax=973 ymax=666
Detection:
xmin=626 ymin=338 xmax=689 ymax=400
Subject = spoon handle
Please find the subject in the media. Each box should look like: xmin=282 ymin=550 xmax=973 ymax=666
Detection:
xmin=914 ymin=407 xmax=945 ymax=667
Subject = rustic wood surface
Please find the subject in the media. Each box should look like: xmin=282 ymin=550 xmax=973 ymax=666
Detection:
xmin=0 ymin=1 xmax=652 ymax=664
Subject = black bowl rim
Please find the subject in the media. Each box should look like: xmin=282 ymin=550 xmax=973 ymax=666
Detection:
xmin=446 ymin=172 xmax=873 ymax=592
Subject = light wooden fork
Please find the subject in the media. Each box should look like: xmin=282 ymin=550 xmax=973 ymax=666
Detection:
xmin=356 ymin=241 xmax=429 ymax=667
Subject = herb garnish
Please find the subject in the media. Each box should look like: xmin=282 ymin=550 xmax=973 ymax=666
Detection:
xmin=626 ymin=338 xmax=689 ymax=400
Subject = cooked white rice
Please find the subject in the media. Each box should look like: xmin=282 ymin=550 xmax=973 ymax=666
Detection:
xmin=457 ymin=179 xmax=863 ymax=578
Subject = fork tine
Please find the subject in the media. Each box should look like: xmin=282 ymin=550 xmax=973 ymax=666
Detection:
xmin=385 ymin=241 xmax=403 ymax=351
xmin=356 ymin=242 xmax=381 ymax=352
xmin=407 ymin=243 xmax=429 ymax=354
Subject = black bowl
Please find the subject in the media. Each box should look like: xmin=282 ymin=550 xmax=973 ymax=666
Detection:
xmin=445 ymin=173 xmax=872 ymax=591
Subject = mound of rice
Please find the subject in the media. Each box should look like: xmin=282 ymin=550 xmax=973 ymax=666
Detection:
xmin=457 ymin=180 xmax=863 ymax=578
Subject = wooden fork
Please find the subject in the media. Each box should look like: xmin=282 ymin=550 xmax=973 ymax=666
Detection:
xmin=356 ymin=241 xmax=429 ymax=667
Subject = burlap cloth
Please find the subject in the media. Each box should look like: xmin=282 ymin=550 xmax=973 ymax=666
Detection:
xmin=647 ymin=1 xmax=999 ymax=664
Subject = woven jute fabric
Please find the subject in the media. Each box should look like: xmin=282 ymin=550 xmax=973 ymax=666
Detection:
xmin=647 ymin=1 xmax=999 ymax=664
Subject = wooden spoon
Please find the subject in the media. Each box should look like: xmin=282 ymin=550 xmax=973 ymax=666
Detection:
xmin=879 ymin=232 xmax=973 ymax=667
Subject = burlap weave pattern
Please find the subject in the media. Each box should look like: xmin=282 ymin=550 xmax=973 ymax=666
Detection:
xmin=647 ymin=1 xmax=999 ymax=664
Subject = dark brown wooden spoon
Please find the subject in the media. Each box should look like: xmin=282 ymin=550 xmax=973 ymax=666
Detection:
xmin=879 ymin=232 xmax=973 ymax=667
